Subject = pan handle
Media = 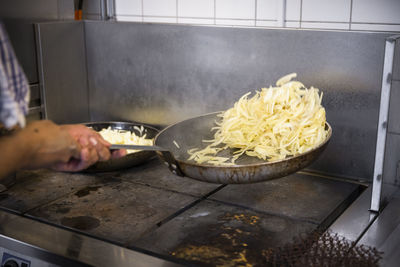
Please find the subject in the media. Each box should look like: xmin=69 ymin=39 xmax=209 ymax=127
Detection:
xmin=157 ymin=151 xmax=185 ymax=177
xmin=110 ymin=144 xmax=168 ymax=151
xmin=110 ymin=144 xmax=184 ymax=177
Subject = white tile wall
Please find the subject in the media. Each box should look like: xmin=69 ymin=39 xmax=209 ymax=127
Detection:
xmin=115 ymin=15 xmax=143 ymax=22
xmin=351 ymin=23 xmax=400 ymax=32
xmin=216 ymin=19 xmax=255 ymax=27
xmin=178 ymin=18 xmax=214 ymax=25
xmin=115 ymin=0 xmax=142 ymax=16
xmin=286 ymin=0 xmax=300 ymax=21
xmin=143 ymin=16 xmax=177 ymax=23
xmin=110 ymin=0 xmax=400 ymax=32
xmin=352 ymin=0 xmax=400 ymax=24
xmin=285 ymin=21 xmax=300 ymax=28
xmin=178 ymin=0 xmax=214 ymax=18
xmin=256 ymin=20 xmax=279 ymax=27
xmin=216 ymin=0 xmax=255 ymax=20
xmin=257 ymin=0 xmax=278 ymax=20
xmin=301 ymin=22 xmax=349 ymax=31
xmin=143 ymin=0 xmax=176 ymax=17
xmin=302 ymin=0 xmax=351 ymax=22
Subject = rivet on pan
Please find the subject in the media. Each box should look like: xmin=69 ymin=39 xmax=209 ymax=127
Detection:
xmin=172 ymin=170 xmax=177 ymax=174
xmin=171 ymin=164 xmax=177 ymax=169
xmin=164 ymin=162 xmax=169 ymax=166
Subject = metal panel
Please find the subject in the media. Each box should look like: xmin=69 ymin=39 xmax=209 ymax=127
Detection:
xmin=370 ymin=37 xmax=397 ymax=212
xmin=0 ymin=210 xmax=180 ymax=266
xmin=1 ymin=20 xmax=39 ymax=83
xmin=57 ymin=0 xmax=75 ymax=20
xmin=83 ymin=14 xmax=102 ymax=20
xmin=85 ymin=21 xmax=393 ymax=180
xmin=388 ymin=81 xmax=400 ymax=134
xmin=0 ymin=0 xmax=59 ymax=20
xmin=134 ymin=199 xmax=317 ymax=265
xmin=394 ymin=39 xmax=400 ymax=81
xmin=208 ymin=173 xmax=360 ymax=224
xmin=358 ymin=195 xmax=400 ymax=267
xmin=0 ymin=0 xmax=74 ymax=83
xmin=328 ymin=186 xmax=377 ymax=242
xmin=29 ymin=84 xmax=40 ymax=103
xmin=328 ymin=183 xmax=397 ymax=242
xmin=82 ymin=0 xmax=102 ymax=15
xmin=383 ymin=133 xmax=400 ymax=186
xmin=0 ymin=0 xmax=73 ymax=20
xmin=36 ymin=21 xmax=90 ymax=124
xmin=26 ymin=108 xmax=42 ymax=123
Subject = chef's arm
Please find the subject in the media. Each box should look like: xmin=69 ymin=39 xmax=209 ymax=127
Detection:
xmin=0 ymin=120 xmax=81 ymax=180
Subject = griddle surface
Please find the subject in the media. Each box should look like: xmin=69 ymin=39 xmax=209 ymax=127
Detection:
xmin=0 ymin=158 xmax=362 ymax=265
xmin=134 ymin=200 xmax=316 ymax=266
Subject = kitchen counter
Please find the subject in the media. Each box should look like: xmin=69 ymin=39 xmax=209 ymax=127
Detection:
xmin=0 ymin=158 xmax=363 ymax=266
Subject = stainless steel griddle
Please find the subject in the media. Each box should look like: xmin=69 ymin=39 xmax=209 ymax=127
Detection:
xmin=0 ymin=159 xmax=363 ymax=266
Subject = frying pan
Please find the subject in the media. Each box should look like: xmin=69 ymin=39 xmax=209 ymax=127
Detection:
xmin=83 ymin=122 xmax=159 ymax=172
xmin=152 ymin=112 xmax=331 ymax=184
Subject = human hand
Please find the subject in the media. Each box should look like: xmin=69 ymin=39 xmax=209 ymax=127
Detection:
xmin=52 ymin=124 xmax=126 ymax=172
xmin=19 ymin=120 xmax=81 ymax=170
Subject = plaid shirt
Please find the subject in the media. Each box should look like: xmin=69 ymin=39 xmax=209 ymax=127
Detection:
xmin=0 ymin=23 xmax=30 ymax=129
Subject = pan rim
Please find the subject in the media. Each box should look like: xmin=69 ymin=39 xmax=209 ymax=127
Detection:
xmin=82 ymin=121 xmax=160 ymax=133
xmin=155 ymin=111 xmax=332 ymax=169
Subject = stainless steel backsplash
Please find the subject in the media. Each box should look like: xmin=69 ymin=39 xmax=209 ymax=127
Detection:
xmin=35 ymin=21 xmax=399 ymax=182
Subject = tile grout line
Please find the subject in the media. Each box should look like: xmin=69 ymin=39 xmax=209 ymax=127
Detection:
xmin=214 ymin=0 xmax=216 ymax=25
xmin=254 ymin=0 xmax=258 ymax=27
xmin=299 ymin=0 xmax=303 ymax=28
xmin=141 ymin=0 xmax=144 ymax=22
xmin=349 ymin=0 xmax=354 ymax=30
xmin=176 ymin=0 xmax=178 ymax=23
xmin=119 ymin=15 xmax=277 ymax=22
xmin=113 ymin=15 xmax=400 ymax=26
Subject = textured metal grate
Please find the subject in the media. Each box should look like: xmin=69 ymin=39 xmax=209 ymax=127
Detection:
xmin=263 ymin=231 xmax=383 ymax=267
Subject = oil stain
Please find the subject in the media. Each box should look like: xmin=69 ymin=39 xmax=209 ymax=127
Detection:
xmin=75 ymin=186 xmax=101 ymax=197
xmin=61 ymin=216 xmax=100 ymax=231
xmin=56 ymin=207 xmax=71 ymax=214
xmin=170 ymin=212 xmax=266 ymax=266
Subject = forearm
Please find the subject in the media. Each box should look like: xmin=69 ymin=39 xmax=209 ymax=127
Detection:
xmin=0 ymin=130 xmax=32 ymax=180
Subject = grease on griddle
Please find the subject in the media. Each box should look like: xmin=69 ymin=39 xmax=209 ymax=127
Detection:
xmin=170 ymin=212 xmax=264 ymax=266
xmin=74 ymin=186 xmax=101 ymax=198
xmin=61 ymin=216 xmax=100 ymax=231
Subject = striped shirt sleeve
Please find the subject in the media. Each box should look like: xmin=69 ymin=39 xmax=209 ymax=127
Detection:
xmin=0 ymin=22 xmax=30 ymax=129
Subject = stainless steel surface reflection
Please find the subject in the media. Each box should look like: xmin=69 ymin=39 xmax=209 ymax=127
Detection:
xmin=357 ymin=190 xmax=400 ymax=267
xmin=0 ymin=209 xmax=180 ymax=267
